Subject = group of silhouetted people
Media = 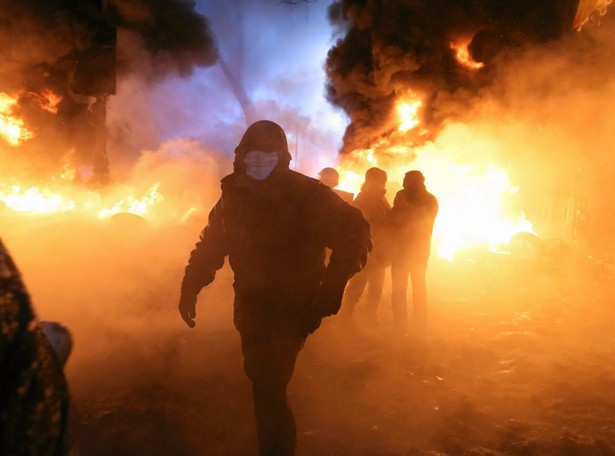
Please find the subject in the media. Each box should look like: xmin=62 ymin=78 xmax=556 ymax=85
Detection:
xmin=319 ymin=165 xmax=439 ymax=335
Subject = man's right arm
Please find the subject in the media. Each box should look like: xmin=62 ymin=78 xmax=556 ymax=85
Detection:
xmin=179 ymin=199 xmax=228 ymax=327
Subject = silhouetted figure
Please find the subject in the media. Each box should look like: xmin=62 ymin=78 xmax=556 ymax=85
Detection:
xmin=389 ymin=170 xmax=438 ymax=335
xmin=0 ymin=239 xmax=71 ymax=456
xmin=317 ymin=167 xmax=354 ymax=203
xmin=179 ymin=120 xmax=371 ymax=456
xmin=341 ymin=167 xmax=391 ymax=325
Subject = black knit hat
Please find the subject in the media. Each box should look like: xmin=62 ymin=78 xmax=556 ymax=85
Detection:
xmin=233 ymin=120 xmax=292 ymax=173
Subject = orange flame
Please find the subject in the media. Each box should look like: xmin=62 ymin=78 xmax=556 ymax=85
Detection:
xmin=337 ymin=97 xmax=535 ymax=260
xmin=57 ymin=150 xmax=79 ymax=182
xmin=0 ymin=181 xmax=165 ymax=222
xmin=0 ymin=185 xmax=76 ymax=214
xmin=0 ymin=93 xmax=33 ymax=146
xmin=27 ymin=88 xmax=63 ymax=114
xmin=97 ymin=183 xmax=163 ymax=219
xmin=397 ymin=93 xmax=422 ymax=132
xmin=450 ymin=39 xmax=484 ymax=71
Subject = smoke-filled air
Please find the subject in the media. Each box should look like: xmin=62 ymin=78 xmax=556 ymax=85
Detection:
xmin=1 ymin=0 xmax=615 ymax=454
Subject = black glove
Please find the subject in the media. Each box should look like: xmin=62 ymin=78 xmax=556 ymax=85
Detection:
xmin=179 ymin=294 xmax=197 ymax=328
xmin=313 ymin=276 xmax=348 ymax=319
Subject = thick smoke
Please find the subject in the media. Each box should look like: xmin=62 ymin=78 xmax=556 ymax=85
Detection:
xmin=325 ymin=0 xmax=580 ymax=154
xmin=112 ymin=0 xmax=218 ymax=79
xmin=0 ymin=0 xmax=345 ymax=180
xmin=0 ymin=0 xmax=218 ymax=172
xmin=0 ymin=0 xmax=217 ymax=88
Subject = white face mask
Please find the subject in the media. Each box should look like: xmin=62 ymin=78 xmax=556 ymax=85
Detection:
xmin=244 ymin=150 xmax=279 ymax=180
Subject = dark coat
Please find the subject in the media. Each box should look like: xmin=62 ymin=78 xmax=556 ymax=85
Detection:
xmin=390 ymin=187 xmax=438 ymax=262
xmin=181 ymin=168 xmax=372 ymax=326
xmin=352 ymin=186 xmax=391 ymax=266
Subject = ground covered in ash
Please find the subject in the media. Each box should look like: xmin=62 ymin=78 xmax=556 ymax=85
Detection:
xmin=5 ymin=216 xmax=615 ymax=456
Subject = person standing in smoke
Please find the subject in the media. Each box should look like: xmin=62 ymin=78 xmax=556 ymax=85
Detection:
xmin=0 ymin=238 xmax=71 ymax=455
xmin=389 ymin=170 xmax=438 ymax=336
xmin=340 ymin=167 xmax=391 ymax=326
xmin=317 ymin=167 xmax=354 ymax=203
xmin=178 ymin=120 xmax=371 ymax=456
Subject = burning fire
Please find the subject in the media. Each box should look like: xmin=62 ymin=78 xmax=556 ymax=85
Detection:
xmin=0 ymin=93 xmax=33 ymax=146
xmin=97 ymin=183 xmax=163 ymax=219
xmin=0 ymin=181 xmax=165 ymax=221
xmin=450 ymin=39 xmax=484 ymax=71
xmin=1 ymin=83 xmax=534 ymax=261
xmin=26 ymin=88 xmax=63 ymax=114
xmin=0 ymin=92 xmax=168 ymax=223
xmin=0 ymin=185 xmax=75 ymax=214
xmin=337 ymin=95 xmax=535 ymax=261
xmin=397 ymin=94 xmax=422 ymax=132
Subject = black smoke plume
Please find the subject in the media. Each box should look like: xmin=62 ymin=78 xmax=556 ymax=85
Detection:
xmin=325 ymin=0 xmax=579 ymax=155
xmin=0 ymin=0 xmax=217 ymax=172
xmin=0 ymin=0 xmax=217 ymax=89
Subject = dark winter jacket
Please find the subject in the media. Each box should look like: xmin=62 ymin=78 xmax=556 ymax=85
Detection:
xmin=352 ymin=186 xmax=391 ymax=266
xmin=181 ymin=168 xmax=372 ymax=325
xmin=390 ymin=187 xmax=438 ymax=262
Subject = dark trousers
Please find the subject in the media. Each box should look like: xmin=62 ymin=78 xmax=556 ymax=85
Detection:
xmin=391 ymin=259 xmax=428 ymax=332
xmin=239 ymin=323 xmax=306 ymax=456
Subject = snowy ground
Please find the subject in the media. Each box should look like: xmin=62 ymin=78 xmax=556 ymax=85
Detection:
xmin=4 ymin=215 xmax=615 ymax=456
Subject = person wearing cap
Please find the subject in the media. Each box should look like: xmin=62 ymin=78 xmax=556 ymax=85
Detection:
xmin=340 ymin=167 xmax=391 ymax=326
xmin=317 ymin=167 xmax=354 ymax=203
xmin=389 ymin=170 xmax=438 ymax=336
xmin=178 ymin=120 xmax=371 ymax=456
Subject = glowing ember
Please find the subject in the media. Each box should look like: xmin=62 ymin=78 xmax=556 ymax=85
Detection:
xmin=450 ymin=39 xmax=484 ymax=71
xmin=0 ymin=93 xmax=33 ymax=146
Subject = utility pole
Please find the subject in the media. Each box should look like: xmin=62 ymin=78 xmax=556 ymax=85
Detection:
xmin=70 ymin=0 xmax=116 ymax=185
